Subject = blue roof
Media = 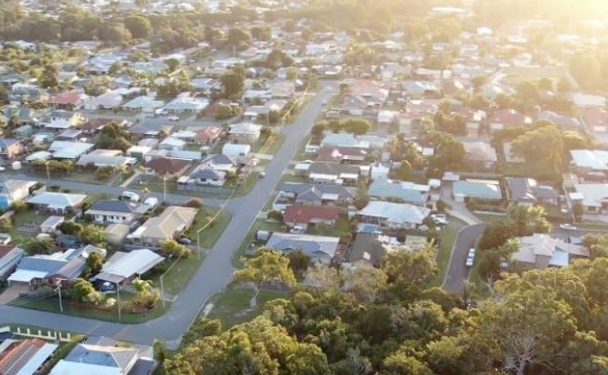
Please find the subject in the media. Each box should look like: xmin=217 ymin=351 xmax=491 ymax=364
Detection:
xmin=368 ymin=179 xmax=428 ymax=204
xmin=453 ymin=180 xmax=502 ymax=200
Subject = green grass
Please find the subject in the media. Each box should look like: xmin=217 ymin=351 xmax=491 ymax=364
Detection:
xmin=128 ymin=175 xmax=178 ymax=194
xmin=251 ymin=133 xmax=284 ymax=154
xmin=233 ymin=219 xmax=283 ymax=267
xmin=206 ymin=288 xmax=288 ymax=328
xmin=431 ymin=226 xmax=458 ymax=287
xmin=292 ymin=135 xmax=312 ymax=161
xmin=151 ymin=256 xmax=204 ymax=296
xmin=277 ymin=174 xmax=308 ymax=185
xmin=263 ymin=193 xmax=277 ymax=212
xmin=186 ymin=207 xmax=232 ymax=248
xmin=9 ymin=209 xmax=51 ymax=242
xmin=573 ymin=222 xmax=608 ymax=230
xmin=9 ymin=293 xmax=169 ymax=324
xmin=474 ymin=212 xmax=507 ymax=223
xmin=307 ymin=216 xmax=352 ymax=237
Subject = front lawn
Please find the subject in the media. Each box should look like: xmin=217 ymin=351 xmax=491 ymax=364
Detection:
xmin=150 ymin=256 xmax=204 ymax=296
xmin=186 ymin=207 xmax=232 ymax=249
xmin=206 ymin=288 xmax=288 ymax=328
xmin=233 ymin=219 xmax=283 ymax=267
xmin=9 ymin=292 xmax=169 ymax=324
xmin=9 ymin=209 xmax=51 ymax=242
xmin=251 ymin=133 xmax=284 ymax=154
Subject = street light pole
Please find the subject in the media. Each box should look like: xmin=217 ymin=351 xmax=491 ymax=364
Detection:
xmin=116 ymin=283 xmax=121 ymax=323
xmin=159 ymin=275 xmax=166 ymax=309
xmin=57 ymin=283 xmax=63 ymax=313
xmin=45 ymin=162 xmax=50 ymax=180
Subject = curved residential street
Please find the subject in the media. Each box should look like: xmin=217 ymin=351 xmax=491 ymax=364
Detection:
xmin=0 ymin=83 xmax=336 ymax=348
xmin=442 ymin=223 xmax=486 ymax=293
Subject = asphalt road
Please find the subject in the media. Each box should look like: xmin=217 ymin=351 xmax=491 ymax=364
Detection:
xmin=442 ymin=223 xmax=486 ymax=293
xmin=0 ymin=83 xmax=335 ymax=348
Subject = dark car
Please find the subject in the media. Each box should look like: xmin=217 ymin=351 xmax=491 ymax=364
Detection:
xmin=177 ymin=237 xmax=192 ymax=245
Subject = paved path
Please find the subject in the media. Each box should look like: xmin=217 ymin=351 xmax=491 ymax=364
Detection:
xmin=442 ymin=223 xmax=486 ymax=293
xmin=0 ymin=83 xmax=336 ymax=348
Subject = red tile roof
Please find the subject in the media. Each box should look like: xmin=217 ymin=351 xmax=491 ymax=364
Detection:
xmin=0 ymin=338 xmax=47 ymax=375
xmin=0 ymin=245 xmax=15 ymax=258
xmin=195 ymin=126 xmax=224 ymax=142
xmin=284 ymin=205 xmax=339 ymax=224
xmin=49 ymin=90 xmax=83 ymax=106
xmin=583 ymin=107 xmax=608 ymax=127
xmin=490 ymin=109 xmax=528 ymax=125
xmin=145 ymin=157 xmax=190 ymax=175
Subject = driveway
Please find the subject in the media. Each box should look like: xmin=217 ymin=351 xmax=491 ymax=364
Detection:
xmin=442 ymin=223 xmax=486 ymax=293
xmin=0 ymin=284 xmax=30 ymax=304
xmin=0 ymin=83 xmax=336 ymax=349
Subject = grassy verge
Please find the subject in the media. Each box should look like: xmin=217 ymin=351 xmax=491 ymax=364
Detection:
xmin=206 ymin=288 xmax=288 ymax=328
xmin=431 ymin=226 xmax=458 ymax=287
xmin=128 ymin=175 xmax=178 ymax=194
xmin=252 ymin=133 xmax=284 ymax=154
xmin=233 ymin=219 xmax=283 ymax=267
xmin=292 ymin=135 xmax=312 ymax=161
xmin=9 ymin=293 xmax=169 ymax=324
xmin=473 ymin=212 xmax=507 ymax=223
xmin=186 ymin=208 xmax=232 ymax=248
xmin=150 ymin=256 xmax=204 ymax=296
xmin=277 ymin=174 xmax=308 ymax=185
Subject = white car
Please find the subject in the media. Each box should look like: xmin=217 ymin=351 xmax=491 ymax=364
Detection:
xmin=466 ymin=255 xmax=475 ymax=267
xmin=168 ymin=115 xmax=179 ymax=122
xmin=559 ymin=223 xmax=577 ymax=230
xmin=432 ymin=213 xmax=448 ymax=225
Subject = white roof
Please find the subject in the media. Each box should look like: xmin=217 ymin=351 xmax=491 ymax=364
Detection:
xmin=574 ymin=183 xmax=608 ymax=208
xmin=50 ymin=360 xmax=121 ymax=375
xmin=8 ymin=269 xmax=47 ymax=282
xmin=570 ymin=149 xmax=608 ymax=170
xmin=229 ymin=123 xmax=262 ymax=135
xmin=26 ymin=151 xmax=52 ymax=161
xmin=50 ymin=141 xmax=95 ymax=159
xmin=222 ymin=143 xmax=251 ymax=153
xmin=358 ymin=201 xmax=431 ymax=225
xmin=15 ymin=342 xmax=58 ymax=375
xmin=93 ymin=249 xmax=164 ymax=283
xmin=27 ymin=192 xmax=87 ymax=209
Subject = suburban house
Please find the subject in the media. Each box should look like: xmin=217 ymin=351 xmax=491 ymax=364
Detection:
xmin=0 ymin=245 xmax=25 ymax=279
xmin=569 ymin=149 xmax=608 ymax=177
xmin=273 ymin=183 xmax=355 ymax=211
xmin=343 ymin=233 xmax=410 ymax=268
xmin=38 ymin=110 xmax=85 ymax=129
xmin=368 ymin=179 xmax=430 ymax=206
xmin=488 ymin=109 xmax=532 ymax=133
xmin=91 ymin=249 xmax=165 ymax=286
xmin=49 ymin=89 xmax=86 ymax=109
xmin=570 ymin=184 xmax=608 ymax=213
xmin=49 ymin=141 xmax=95 ymax=160
xmin=145 ymin=156 xmax=191 ymax=177
xmin=0 ymin=339 xmax=58 ymax=375
xmin=265 ymin=232 xmax=340 ymax=264
xmin=283 ymin=205 xmax=340 ymax=231
xmin=537 ymin=110 xmax=582 ymax=129
xmin=195 ymin=126 xmax=224 ymax=145
xmin=506 ymin=178 xmax=558 ymax=206
xmin=129 ymin=206 xmax=197 ymax=246
xmin=105 ymin=223 xmax=131 ymax=245
xmin=159 ymin=137 xmax=187 ymax=151
xmin=49 ymin=336 xmax=157 ymax=375
xmin=315 ymin=146 xmax=368 ymax=164
xmin=86 ymin=200 xmax=137 ymax=224
xmin=76 ymin=150 xmax=136 ymax=169
xmin=452 ymin=180 xmax=503 ymax=203
xmin=340 ymin=79 xmax=389 ymax=109
xmin=357 ymin=201 xmax=431 ymax=229
xmin=319 ymin=133 xmax=370 ymax=149
xmin=462 ymin=141 xmax=498 ymax=169
xmin=582 ymin=107 xmax=608 ymax=133
xmin=511 ymin=233 xmax=589 ymax=269
xmin=0 ymin=180 xmax=36 ymax=210
xmin=228 ymin=123 xmax=262 ymax=144
xmin=26 ymin=192 xmax=88 ymax=213
xmin=8 ymin=247 xmax=105 ymax=287
xmin=305 ymin=162 xmax=363 ymax=186
xmin=187 ymin=165 xmax=227 ymax=186
xmin=0 ymin=138 xmax=24 ymax=158
xmin=163 ymin=94 xmax=209 ymax=113
xmin=200 ymin=154 xmax=236 ymax=172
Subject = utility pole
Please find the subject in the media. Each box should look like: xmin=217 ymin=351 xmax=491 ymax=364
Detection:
xmin=116 ymin=284 xmax=121 ymax=323
xmin=197 ymin=230 xmax=201 ymax=260
xmin=57 ymin=282 xmax=63 ymax=313
xmin=45 ymin=162 xmax=50 ymax=180
xmin=160 ymin=275 xmax=166 ymax=309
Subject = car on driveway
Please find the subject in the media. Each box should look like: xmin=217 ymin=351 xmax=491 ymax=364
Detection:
xmin=168 ymin=115 xmax=179 ymax=121
xmin=559 ymin=223 xmax=577 ymax=230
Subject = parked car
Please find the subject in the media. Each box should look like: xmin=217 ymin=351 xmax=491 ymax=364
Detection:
xmin=177 ymin=237 xmax=192 ymax=245
xmin=559 ymin=223 xmax=577 ymax=230
xmin=168 ymin=115 xmax=179 ymax=121
xmin=466 ymin=248 xmax=475 ymax=267
xmin=259 ymin=171 xmax=266 ymax=178
xmin=431 ymin=213 xmax=448 ymax=225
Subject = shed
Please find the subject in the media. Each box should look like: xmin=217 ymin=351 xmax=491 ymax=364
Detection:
xmin=104 ymin=223 xmax=131 ymax=245
xmin=40 ymin=216 xmax=65 ymax=234
xmin=222 ymin=143 xmax=251 ymax=158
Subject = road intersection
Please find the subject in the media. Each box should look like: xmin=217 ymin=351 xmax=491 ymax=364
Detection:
xmin=0 ymin=84 xmax=335 ymax=348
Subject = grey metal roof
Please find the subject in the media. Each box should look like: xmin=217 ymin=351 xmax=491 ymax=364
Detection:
xmin=66 ymin=344 xmax=138 ymax=369
xmin=89 ymin=200 xmax=135 ymax=213
xmin=347 ymin=233 xmax=386 ymax=264
xmin=190 ymin=167 xmax=222 ymax=180
xmin=266 ymin=233 xmax=339 ymax=259
xmin=308 ymin=162 xmax=359 ymax=176
xmin=278 ymin=183 xmax=355 ymax=199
